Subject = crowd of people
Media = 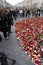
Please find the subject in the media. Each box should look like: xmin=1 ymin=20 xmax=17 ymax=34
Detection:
xmin=0 ymin=8 xmax=42 ymax=41
xmin=0 ymin=9 xmax=14 ymax=41
xmin=13 ymin=8 xmax=41 ymax=19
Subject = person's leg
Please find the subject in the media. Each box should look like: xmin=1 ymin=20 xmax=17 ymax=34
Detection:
xmin=3 ymin=31 xmax=7 ymax=38
xmin=3 ymin=31 xmax=9 ymax=40
xmin=8 ymin=25 xmax=11 ymax=36
xmin=0 ymin=35 xmax=2 ymax=41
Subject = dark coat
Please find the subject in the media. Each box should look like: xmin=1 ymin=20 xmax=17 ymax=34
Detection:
xmin=7 ymin=11 xmax=13 ymax=25
xmin=0 ymin=13 xmax=7 ymax=32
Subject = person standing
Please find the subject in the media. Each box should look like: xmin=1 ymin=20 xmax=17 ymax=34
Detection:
xmin=7 ymin=10 xmax=13 ymax=36
xmin=1 ymin=11 xmax=9 ymax=40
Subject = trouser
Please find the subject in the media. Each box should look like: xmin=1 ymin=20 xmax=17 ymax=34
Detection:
xmin=3 ymin=31 xmax=7 ymax=38
xmin=7 ymin=25 xmax=11 ymax=36
xmin=8 ymin=25 xmax=11 ymax=33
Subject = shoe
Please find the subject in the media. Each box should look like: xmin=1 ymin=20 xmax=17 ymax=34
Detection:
xmin=5 ymin=36 xmax=9 ymax=40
